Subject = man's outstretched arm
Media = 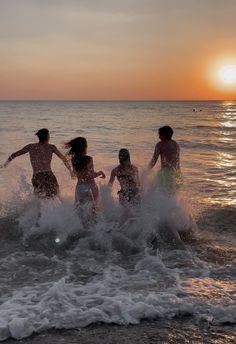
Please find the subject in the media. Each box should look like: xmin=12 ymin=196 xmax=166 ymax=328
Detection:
xmin=0 ymin=145 xmax=30 ymax=168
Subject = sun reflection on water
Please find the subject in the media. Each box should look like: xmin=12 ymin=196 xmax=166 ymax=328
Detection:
xmin=217 ymin=152 xmax=235 ymax=168
xmin=206 ymin=106 xmax=236 ymax=206
xmin=222 ymin=120 xmax=235 ymax=128
xmin=182 ymin=278 xmax=236 ymax=301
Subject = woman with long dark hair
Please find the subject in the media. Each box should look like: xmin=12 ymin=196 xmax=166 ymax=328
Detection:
xmin=65 ymin=137 xmax=105 ymax=208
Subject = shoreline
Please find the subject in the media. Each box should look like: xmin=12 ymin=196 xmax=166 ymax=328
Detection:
xmin=3 ymin=319 xmax=236 ymax=344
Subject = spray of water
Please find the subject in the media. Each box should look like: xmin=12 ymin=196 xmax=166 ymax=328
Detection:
xmin=0 ymin=169 xmax=235 ymax=341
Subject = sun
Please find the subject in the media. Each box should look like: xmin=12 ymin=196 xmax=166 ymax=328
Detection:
xmin=208 ymin=58 xmax=236 ymax=92
xmin=218 ymin=65 xmax=236 ymax=85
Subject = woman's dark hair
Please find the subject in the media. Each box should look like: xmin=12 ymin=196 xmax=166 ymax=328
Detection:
xmin=119 ymin=148 xmax=131 ymax=166
xmin=65 ymin=137 xmax=90 ymax=171
xmin=35 ymin=128 xmax=49 ymax=142
xmin=158 ymin=126 xmax=173 ymax=140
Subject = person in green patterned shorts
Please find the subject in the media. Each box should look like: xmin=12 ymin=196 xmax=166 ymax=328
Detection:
xmin=148 ymin=126 xmax=182 ymax=194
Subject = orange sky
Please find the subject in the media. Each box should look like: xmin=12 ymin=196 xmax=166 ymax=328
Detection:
xmin=1 ymin=0 xmax=236 ymax=100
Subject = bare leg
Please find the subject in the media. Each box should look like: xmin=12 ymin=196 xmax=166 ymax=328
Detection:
xmin=91 ymin=184 xmax=99 ymax=209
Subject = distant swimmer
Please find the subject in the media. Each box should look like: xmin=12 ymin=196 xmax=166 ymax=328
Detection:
xmin=65 ymin=137 xmax=105 ymax=210
xmin=0 ymin=128 xmax=73 ymax=199
xmin=148 ymin=126 xmax=182 ymax=193
xmin=108 ymin=148 xmax=140 ymax=207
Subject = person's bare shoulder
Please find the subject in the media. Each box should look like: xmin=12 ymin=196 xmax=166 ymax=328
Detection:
xmin=84 ymin=155 xmax=93 ymax=167
xmin=113 ymin=166 xmax=121 ymax=176
xmin=132 ymin=165 xmax=138 ymax=173
xmin=50 ymin=144 xmax=62 ymax=154
xmin=85 ymin=155 xmax=93 ymax=162
xmin=113 ymin=166 xmax=119 ymax=173
xmin=156 ymin=141 xmax=163 ymax=151
xmin=50 ymin=144 xmax=57 ymax=150
xmin=172 ymin=140 xmax=180 ymax=150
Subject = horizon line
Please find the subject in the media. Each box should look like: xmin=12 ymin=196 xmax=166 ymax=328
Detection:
xmin=0 ymin=99 xmax=235 ymax=102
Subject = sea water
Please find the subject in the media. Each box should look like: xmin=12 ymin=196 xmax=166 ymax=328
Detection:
xmin=0 ymin=100 xmax=235 ymax=340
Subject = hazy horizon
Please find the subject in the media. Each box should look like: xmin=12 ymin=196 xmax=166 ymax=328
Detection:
xmin=0 ymin=99 xmax=235 ymax=102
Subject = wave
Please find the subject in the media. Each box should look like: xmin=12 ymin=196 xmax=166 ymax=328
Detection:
xmin=0 ymin=176 xmax=235 ymax=341
xmin=0 ymin=252 xmax=235 ymax=341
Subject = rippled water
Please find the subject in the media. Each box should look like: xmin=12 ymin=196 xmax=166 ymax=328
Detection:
xmin=0 ymin=100 xmax=235 ymax=205
xmin=0 ymin=101 xmax=235 ymax=341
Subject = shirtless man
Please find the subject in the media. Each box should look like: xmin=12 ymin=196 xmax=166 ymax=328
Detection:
xmin=1 ymin=128 xmax=73 ymax=198
xmin=148 ymin=126 xmax=182 ymax=193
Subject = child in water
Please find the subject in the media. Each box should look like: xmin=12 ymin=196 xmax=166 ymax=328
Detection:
xmin=108 ymin=148 xmax=140 ymax=207
xmin=148 ymin=125 xmax=182 ymax=193
xmin=66 ymin=137 xmax=105 ymax=209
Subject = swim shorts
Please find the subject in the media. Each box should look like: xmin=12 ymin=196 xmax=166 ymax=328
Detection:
xmin=118 ymin=187 xmax=140 ymax=207
xmin=32 ymin=171 xmax=59 ymax=199
xmin=157 ymin=167 xmax=183 ymax=194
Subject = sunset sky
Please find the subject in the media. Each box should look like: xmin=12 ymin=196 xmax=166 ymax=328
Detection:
xmin=1 ymin=0 xmax=236 ymax=100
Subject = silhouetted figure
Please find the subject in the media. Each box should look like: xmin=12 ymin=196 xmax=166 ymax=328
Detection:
xmin=66 ymin=137 xmax=105 ymax=210
xmin=148 ymin=126 xmax=182 ymax=193
xmin=1 ymin=128 xmax=72 ymax=198
xmin=109 ymin=148 xmax=140 ymax=207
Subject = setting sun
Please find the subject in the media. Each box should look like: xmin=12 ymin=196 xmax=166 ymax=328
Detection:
xmin=208 ymin=57 xmax=236 ymax=95
xmin=218 ymin=65 xmax=236 ymax=85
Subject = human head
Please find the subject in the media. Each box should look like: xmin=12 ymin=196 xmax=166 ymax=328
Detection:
xmin=158 ymin=126 xmax=173 ymax=140
xmin=119 ymin=148 xmax=131 ymax=165
xmin=65 ymin=137 xmax=87 ymax=156
xmin=35 ymin=128 xmax=50 ymax=143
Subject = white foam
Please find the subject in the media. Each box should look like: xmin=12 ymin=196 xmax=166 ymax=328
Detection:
xmin=0 ymin=172 xmax=235 ymax=341
xmin=0 ymin=256 xmax=235 ymax=341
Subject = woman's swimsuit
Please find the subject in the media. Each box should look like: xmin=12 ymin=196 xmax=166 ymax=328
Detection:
xmin=118 ymin=187 xmax=140 ymax=206
xmin=117 ymin=167 xmax=140 ymax=206
xmin=75 ymin=183 xmax=97 ymax=205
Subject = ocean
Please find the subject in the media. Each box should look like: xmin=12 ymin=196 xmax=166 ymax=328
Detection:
xmin=0 ymin=100 xmax=235 ymax=342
